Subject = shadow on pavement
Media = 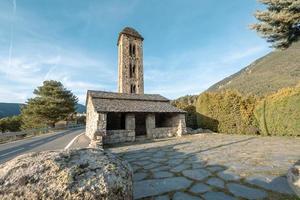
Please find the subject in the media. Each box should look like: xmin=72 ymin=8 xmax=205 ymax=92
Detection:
xmin=109 ymin=138 xmax=296 ymax=200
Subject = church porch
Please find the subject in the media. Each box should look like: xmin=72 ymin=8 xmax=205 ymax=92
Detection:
xmin=102 ymin=112 xmax=186 ymax=145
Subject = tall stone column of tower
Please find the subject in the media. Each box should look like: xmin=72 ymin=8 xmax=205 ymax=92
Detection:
xmin=117 ymin=27 xmax=144 ymax=94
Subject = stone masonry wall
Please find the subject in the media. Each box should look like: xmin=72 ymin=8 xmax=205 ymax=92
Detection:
xmin=146 ymin=113 xmax=187 ymax=139
xmin=98 ymin=113 xmax=107 ymax=136
xmin=147 ymin=127 xmax=178 ymax=139
xmin=103 ymin=130 xmax=135 ymax=144
xmin=126 ymin=113 xmax=135 ymax=130
xmin=85 ymin=96 xmax=99 ymax=140
xmin=86 ymin=95 xmax=107 ymax=145
xmin=177 ymin=113 xmax=187 ymax=136
xmin=118 ymin=34 xmax=144 ymax=94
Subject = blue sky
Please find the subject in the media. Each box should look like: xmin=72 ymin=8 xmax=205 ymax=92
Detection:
xmin=0 ymin=0 xmax=271 ymax=104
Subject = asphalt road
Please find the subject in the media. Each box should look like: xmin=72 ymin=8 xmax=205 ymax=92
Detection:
xmin=0 ymin=128 xmax=84 ymax=164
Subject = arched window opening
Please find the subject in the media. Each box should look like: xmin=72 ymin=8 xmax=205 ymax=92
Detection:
xmin=130 ymin=84 xmax=136 ymax=93
xmin=129 ymin=62 xmax=133 ymax=78
xmin=133 ymin=44 xmax=136 ymax=56
xmin=132 ymin=64 xmax=136 ymax=77
xmin=129 ymin=43 xmax=132 ymax=56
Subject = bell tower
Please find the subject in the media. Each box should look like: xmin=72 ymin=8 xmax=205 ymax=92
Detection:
xmin=117 ymin=27 xmax=144 ymax=94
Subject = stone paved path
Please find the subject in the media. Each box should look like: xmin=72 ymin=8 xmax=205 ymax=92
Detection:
xmin=108 ymin=133 xmax=300 ymax=200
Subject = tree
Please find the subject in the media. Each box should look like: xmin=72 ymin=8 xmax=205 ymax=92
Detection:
xmin=251 ymin=0 xmax=300 ymax=49
xmin=21 ymin=80 xmax=78 ymax=129
xmin=0 ymin=115 xmax=22 ymax=133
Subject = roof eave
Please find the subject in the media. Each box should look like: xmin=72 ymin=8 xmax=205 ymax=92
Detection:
xmin=117 ymin=33 xmax=144 ymax=46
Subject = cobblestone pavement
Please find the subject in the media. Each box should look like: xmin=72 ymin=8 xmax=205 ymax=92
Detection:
xmin=108 ymin=133 xmax=300 ymax=200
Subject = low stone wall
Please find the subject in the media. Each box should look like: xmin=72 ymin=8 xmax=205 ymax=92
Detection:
xmin=147 ymin=127 xmax=178 ymax=139
xmin=0 ymin=148 xmax=133 ymax=200
xmin=104 ymin=130 xmax=135 ymax=144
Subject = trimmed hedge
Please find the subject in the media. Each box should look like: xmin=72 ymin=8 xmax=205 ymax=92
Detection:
xmin=196 ymin=90 xmax=258 ymax=134
xmin=254 ymin=86 xmax=300 ymax=136
xmin=174 ymin=84 xmax=299 ymax=136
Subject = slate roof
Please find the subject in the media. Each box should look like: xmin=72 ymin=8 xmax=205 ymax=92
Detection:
xmin=118 ymin=27 xmax=144 ymax=44
xmin=87 ymin=90 xmax=185 ymax=113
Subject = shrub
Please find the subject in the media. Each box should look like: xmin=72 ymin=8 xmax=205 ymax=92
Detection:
xmin=255 ymin=85 xmax=300 ymax=136
xmin=0 ymin=115 xmax=22 ymax=133
xmin=196 ymin=90 xmax=258 ymax=134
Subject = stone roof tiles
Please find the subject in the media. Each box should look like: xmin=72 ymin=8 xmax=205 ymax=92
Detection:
xmin=88 ymin=90 xmax=169 ymax=101
xmin=87 ymin=90 xmax=185 ymax=113
xmin=117 ymin=27 xmax=144 ymax=45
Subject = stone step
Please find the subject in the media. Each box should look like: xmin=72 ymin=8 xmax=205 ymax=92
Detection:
xmin=135 ymin=135 xmax=147 ymax=142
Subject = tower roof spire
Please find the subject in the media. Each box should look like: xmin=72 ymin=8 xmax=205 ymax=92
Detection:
xmin=117 ymin=27 xmax=144 ymax=45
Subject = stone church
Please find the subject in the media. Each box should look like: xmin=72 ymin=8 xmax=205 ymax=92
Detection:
xmin=86 ymin=27 xmax=186 ymax=145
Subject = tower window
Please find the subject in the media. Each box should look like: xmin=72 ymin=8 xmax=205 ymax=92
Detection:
xmin=132 ymin=64 xmax=136 ymax=76
xmin=129 ymin=43 xmax=132 ymax=56
xmin=129 ymin=62 xmax=136 ymax=78
xmin=129 ymin=63 xmax=133 ymax=78
xmin=133 ymin=44 xmax=136 ymax=56
xmin=130 ymin=84 xmax=136 ymax=93
xmin=129 ymin=43 xmax=136 ymax=57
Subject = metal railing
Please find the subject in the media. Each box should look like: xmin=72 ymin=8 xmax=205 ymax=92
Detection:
xmin=0 ymin=124 xmax=85 ymax=141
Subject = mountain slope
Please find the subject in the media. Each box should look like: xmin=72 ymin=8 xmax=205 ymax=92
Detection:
xmin=207 ymin=41 xmax=300 ymax=96
xmin=0 ymin=103 xmax=86 ymax=118
xmin=75 ymin=104 xmax=86 ymax=113
xmin=0 ymin=103 xmax=24 ymax=118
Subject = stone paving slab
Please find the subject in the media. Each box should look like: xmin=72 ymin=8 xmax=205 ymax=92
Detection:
xmin=189 ymin=183 xmax=211 ymax=193
xmin=108 ymin=133 xmax=300 ymax=199
xmin=206 ymin=177 xmax=225 ymax=188
xmin=182 ymin=169 xmax=211 ymax=181
xmin=227 ymin=183 xmax=268 ymax=199
xmin=173 ymin=191 xmax=201 ymax=200
xmin=203 ymin=191 xmax=237 ymax=200
xmin=133 ymin=177 xmax=192 ymax=199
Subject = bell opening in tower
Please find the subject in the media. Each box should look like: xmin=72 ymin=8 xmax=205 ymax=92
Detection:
xmin=130 ymin=84 xmax=136 ymax=94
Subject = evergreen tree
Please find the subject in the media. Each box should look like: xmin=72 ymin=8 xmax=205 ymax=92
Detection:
xmin=21 ymin=80 xmax=78 ymax=129
xmin=0 ymin=115 xmax=22 ymax=133
xmin=251 ymin=0 xmax=300 ymax=49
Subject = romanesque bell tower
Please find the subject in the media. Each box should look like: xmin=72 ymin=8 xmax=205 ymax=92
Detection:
xmin=117 ymin=27 xmax=144 ymax=94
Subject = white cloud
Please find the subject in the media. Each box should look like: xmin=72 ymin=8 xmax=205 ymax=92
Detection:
xmin=0 ymin=44 xmax=115 ymax=103
xmin=0 ymin=0 xmax=272 ymax=103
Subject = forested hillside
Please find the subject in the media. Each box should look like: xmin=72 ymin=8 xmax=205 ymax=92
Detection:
xmin=207 ymin=41 xmax=300 ymax=96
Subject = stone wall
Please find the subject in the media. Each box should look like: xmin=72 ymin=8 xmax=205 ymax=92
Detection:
xmin=104 ymin=130 xmax=135 ymax=144
xmin=177 ymin=114 xmax=187 ymax=136
xmin=146 ymin=113 xmax=187 ymax=139
xmin=86 ymin=95 xmax=107 ymax=147
xmin=118 ymin=33 xmax=144 ymax=94
xmin=147 ymin=127 xmax=178 ymax=139
xmin=126 ymin=113 xmax=135 ymax=130
xmin=85 ymin=96 xmax=99 ymax=140
xmin=146 ymin=114 xmax=155 ymax=129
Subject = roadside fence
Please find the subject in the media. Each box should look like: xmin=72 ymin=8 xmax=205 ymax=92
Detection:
xmin=0 ymin=124 xmax=85 ymax=143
